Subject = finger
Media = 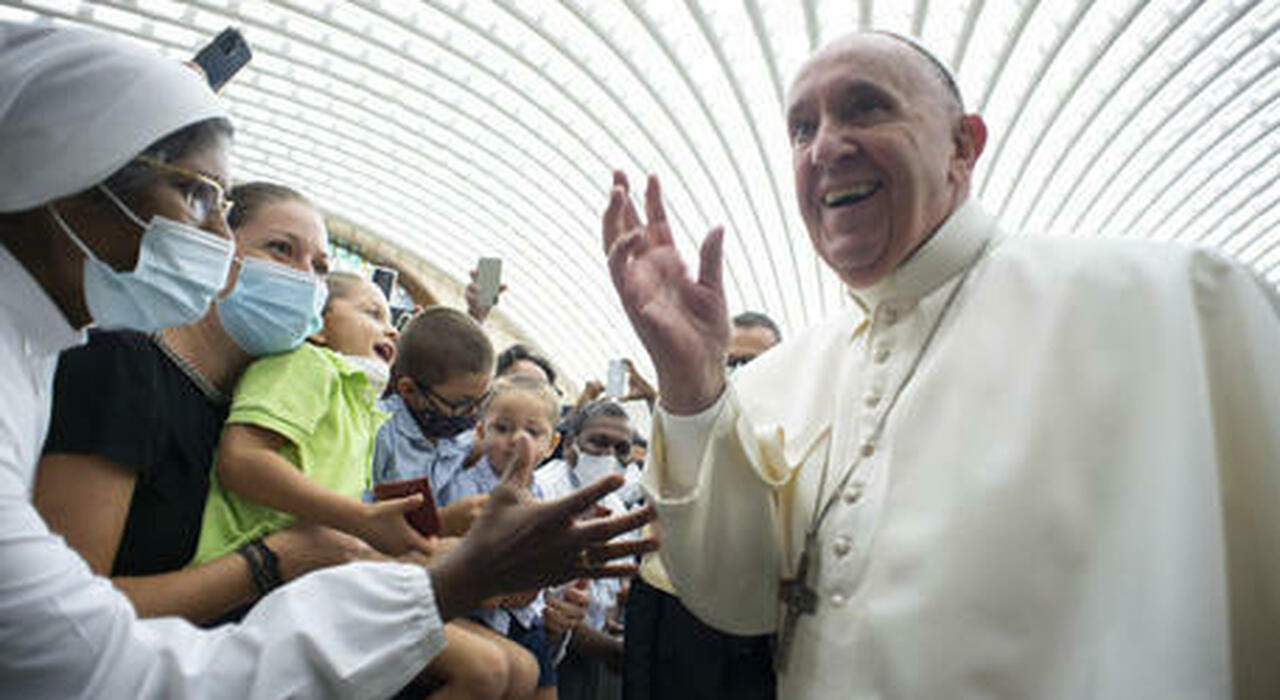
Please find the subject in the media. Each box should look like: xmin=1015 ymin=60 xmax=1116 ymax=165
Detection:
xmin=384 ymin=493 xmax=425 ymax=514
xmin=500 ymin=435 xmax=536 ymax=489
xmin=644 ymin=174 xmax=674 ymax=247
xmin=607 ymin=230 xmax=645 ymax=292
xmin=573 ymin=504 xmax=656 ymax=544
xmin=614 ymin=170 xmax=640 ymax=232
xmin=544 ymin=473 xmax=626 ymax=523
xmin=575 ymin=563 xmax=641 ymax=580
xmin=585 ymin=535 xmax=660 ymax=563
xmin=698 ymin=226 xmax=725 ymax=295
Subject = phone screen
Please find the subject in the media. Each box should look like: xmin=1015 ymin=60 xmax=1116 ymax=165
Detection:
xmin=606 ymin=359 xmax=626 ymax=397
xmin=371 ymin=266 xmax=397 ymax=301
xmin=475 ymin=257 xmax=502 ymax=307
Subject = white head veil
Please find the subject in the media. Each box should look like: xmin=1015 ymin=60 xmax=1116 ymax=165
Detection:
xmin=0 ymin=22 xmax=228 ymax=213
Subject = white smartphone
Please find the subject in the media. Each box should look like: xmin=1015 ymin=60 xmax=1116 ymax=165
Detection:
xmin=606 ymin=358 xmax=626 ymax=397
xmin=475 ymin=257 xmax=502 ymax=307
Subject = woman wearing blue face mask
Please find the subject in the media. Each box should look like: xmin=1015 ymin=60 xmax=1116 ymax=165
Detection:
xmin=0 ymin=22 xmax=655 ymax=699
xmin=38 ymin=180 xmax=356 ymax=624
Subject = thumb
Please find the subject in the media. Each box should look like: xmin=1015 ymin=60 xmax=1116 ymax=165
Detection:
xmin=381 ymin=493 xmax=425 ymax=515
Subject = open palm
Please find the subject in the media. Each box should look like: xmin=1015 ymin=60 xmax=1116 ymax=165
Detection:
xmin=602 ymin=171 xmax=729 ymax=414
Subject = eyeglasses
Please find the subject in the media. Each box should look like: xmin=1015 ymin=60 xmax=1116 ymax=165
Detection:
xmin=133 ymin=155 xmax=233 ymax=222
xmin=417 ymin=380 xmax=492 ymax=417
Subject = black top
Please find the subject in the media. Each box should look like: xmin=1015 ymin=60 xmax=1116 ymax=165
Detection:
xmin=43 ymin=330 xmax=229 ymax=576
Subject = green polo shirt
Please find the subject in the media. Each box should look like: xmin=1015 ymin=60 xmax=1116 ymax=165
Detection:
xmin=192 ymin=343 xmax=387 ymax=565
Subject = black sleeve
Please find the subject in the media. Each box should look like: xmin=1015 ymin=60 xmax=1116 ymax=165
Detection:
xmin=43 ymin=330 xmax=163 ymax=477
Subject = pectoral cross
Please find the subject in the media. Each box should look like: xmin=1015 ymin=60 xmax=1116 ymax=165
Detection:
xmin=775 ymin=534 xmax=818 ymax=672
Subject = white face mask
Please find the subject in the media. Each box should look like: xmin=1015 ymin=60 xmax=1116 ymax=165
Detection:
xmin=49 ymin=187 xmax=233 ymax=332
xmin=575 ymin=452 xmax=620 ymax=485
xmin=342 ymin=353 xmax=391 ymax=399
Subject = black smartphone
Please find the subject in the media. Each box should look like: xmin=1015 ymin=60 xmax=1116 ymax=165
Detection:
xmin=192 ymin=27 xmax=251 ymax=92
xmin=371 ymin=266 xmax=398 ymax=301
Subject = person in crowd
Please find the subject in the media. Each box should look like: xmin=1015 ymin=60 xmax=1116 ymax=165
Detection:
xmin=537 ymin=401 xmax=637 ymax=700
xmin=372 ymin=306 xmax=497 ymax=534
xmin=198 ymin=270 xmax=538 ymax=699
xmin=627 ymin=431 xmax=647 ymax=469
xmin=622 ymin=311 xmax=781 ymax=700
xmin=440 ymin=373 xmax=571 ymax=699
xmin=193 ymin=271 xmax=422 ymax=565
xmin=496 ymin=343 xmax=558 ymax=387
xmin=604 ymin=29 xmax=1280 ymax=699
xmin=0 ymin=22 xmax=653 ymax=697
xmin=726 ymin=311 xmax=781 ymax=369
xmin=37 ymin=177 xmax=376 ymax=623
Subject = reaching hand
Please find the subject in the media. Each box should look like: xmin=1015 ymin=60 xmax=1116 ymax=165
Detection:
xmin=427 ymin=434 xmax=659 ymax=620
xmin=438 ymin=494 xmax=490 ymax=536
xmin=353 ymin=496 xmax=436 ymax=556
xmin=543 ymin=580 xmax=590 ymax=640
xmin=603 ymin=171 xmax=729 ymax=414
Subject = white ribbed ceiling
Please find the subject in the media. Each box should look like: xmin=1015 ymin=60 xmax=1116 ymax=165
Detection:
xmin=5 ymin=0 xmax=1280 ymax=388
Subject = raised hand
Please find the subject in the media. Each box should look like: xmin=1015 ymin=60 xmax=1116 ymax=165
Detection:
xmin=427 ymin=433 xmax=658 ymax=620
xmin=465 ymin=267 xmax=507 ymax=323
xmin=603 ymin=171 xmax=729 ymax=414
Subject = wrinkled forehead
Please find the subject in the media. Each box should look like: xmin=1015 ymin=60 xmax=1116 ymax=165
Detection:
xmin=787 ymin=32 xmax=949 ymax=111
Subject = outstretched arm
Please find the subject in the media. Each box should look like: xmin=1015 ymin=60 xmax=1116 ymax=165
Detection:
xmin=217 ymin=424 xmax=433 ymax=556
xmin=602 ymin=172 xmax=729 ymax=415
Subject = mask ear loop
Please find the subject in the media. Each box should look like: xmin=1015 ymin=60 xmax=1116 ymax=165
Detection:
xmin=47 ymin=204 xmax=100 ymax=261
xmin=218 ymin=256 xmax=246 ymax=299
xmin=97 ymin=184 xmax=149 ymax=230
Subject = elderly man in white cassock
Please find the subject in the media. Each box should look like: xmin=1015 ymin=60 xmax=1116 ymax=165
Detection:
xmin=603 ymin=29 xmax=1280 ymax=700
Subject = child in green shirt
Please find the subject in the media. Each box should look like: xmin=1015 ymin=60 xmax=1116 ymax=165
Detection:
xmin=196 ymin=271 xmax=538 ymax=699
xmin=194 ymin=272 xmax=424 ymax=563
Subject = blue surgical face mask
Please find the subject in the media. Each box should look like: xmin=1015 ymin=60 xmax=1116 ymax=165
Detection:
xmin=48 ymin=188 xmax=234 ymax=332
xmin=216 ymin=256 xmax=327 ymax=356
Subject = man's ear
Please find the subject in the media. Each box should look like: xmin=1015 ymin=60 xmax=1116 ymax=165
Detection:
xmin=954 ymin=114 xmax=987 ymax=170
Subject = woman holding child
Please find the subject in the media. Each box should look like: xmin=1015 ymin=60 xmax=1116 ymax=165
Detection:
xmin=1 ymin=22 xmax=652 ymax=697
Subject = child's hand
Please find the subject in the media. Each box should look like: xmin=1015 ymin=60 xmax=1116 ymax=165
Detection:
xmin=438 ymin=495 xmax=489 ymax=536
xmin=354 ymin=495 xmax=434 ymax=556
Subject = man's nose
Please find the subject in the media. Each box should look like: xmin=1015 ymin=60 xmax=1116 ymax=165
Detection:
xmin=810 ymin=122 xmax=858 ymax=169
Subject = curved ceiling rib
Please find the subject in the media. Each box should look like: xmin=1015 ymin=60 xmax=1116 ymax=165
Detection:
xmin=4 ymin=0 xmax=1278 ymax=389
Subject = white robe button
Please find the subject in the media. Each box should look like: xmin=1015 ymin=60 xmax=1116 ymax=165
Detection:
xmin=829 ymin=591 xmax=848 ymax=607
xmin=842 ymin=482 xmax=864 ymax=504
xmin=874 ymin=346 xmax=891 ymax=363
xmin=864 ymin=392 xmax=881 ymax=407
xmin=832 ymin=535 xmax=853 ymax=557
xmin=860 ymin=442 xmax=875 ymax=457
xmin=882 ymin=308 xmax=898 ymax=325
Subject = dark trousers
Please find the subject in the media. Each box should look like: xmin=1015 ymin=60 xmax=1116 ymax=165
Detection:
xmin=623 ymin=577 xmax=776 ymax=700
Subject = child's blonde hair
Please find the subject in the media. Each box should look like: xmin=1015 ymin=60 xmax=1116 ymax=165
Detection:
xmin=482 ymin=373 xmax=560 ymax=426
xmin=321 ymin=270 xmax=371 ymax=313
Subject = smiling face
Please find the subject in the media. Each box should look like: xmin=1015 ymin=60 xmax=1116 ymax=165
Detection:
xmin=786 ymin=33 xmax=984 ymax=288
xmin=315 ymin=276 xmax=399 ymax=367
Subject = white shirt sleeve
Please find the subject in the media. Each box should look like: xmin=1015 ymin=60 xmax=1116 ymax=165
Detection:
xmin=0 ymin=476 xmax=446 ymax=700
xmin=645 ymin=391 xmax=726 ymax=498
